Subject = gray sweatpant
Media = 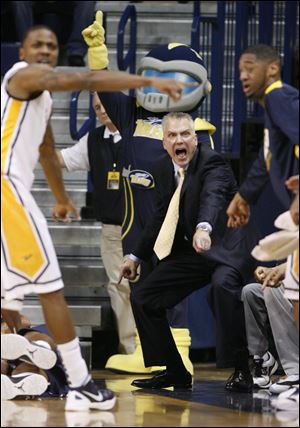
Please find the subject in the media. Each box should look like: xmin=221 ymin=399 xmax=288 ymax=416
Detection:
xmin=242 ymin=283 xmax=299 ymax=375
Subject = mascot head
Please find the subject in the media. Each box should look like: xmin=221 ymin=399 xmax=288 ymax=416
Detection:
xmin=136 ymin=43 xmax=211 ymax=113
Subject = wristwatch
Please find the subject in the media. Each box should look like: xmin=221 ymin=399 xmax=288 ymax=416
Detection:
xmin=197 ymin=222 xmax=212 ymax=235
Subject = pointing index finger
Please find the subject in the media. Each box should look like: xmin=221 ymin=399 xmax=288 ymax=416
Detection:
xmin=95 ymin=10 xmax=103 ymax=26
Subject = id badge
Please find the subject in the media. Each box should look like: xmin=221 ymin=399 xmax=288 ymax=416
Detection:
xmin=107 ymin=171 xmax=120 ymax=190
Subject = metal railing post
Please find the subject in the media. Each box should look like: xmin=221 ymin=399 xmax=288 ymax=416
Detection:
xmin=210 ymin=1 xmax=225 ymax=153
xmin=69 ymin=92 xmax=96 ymax=141
xmin=283 ymin=1 xmax=298 ymax=84
xmin=232 ymin=1 xmax=249 ymax=154
xmin=117 ymin=5 xmax=137 ymax=96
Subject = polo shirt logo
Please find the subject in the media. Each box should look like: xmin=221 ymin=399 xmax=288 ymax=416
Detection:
xmin=128 ymin=170 xmax=155 ymax=189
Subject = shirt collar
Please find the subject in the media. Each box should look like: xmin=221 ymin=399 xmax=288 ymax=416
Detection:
xmin=104 ymin=127 xmax=121 ymax=142
xmin=172 ymin=161 xmax=188 ymax=176
xmin=265 ymin=80 xmax=283 ymax=95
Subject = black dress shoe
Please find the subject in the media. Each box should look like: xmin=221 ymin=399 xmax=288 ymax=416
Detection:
xmin=131 ymin=370 xmax=192 ymax=389
xmin=225 ymin=369 xmax=253 ymax=392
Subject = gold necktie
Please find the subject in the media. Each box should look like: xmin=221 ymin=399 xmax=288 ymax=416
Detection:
xmin=154 ymin=168 xmax=185 ymax=260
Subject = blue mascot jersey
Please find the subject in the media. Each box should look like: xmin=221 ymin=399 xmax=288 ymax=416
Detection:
xmin=99 ymin=91 xmax=214 ymax=253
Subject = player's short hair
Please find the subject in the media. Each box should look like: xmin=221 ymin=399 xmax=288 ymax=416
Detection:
xmin=21 ymin=25 xmax=57 ymax=46
xmin=242 ymin=44 xmax=281 ymax=66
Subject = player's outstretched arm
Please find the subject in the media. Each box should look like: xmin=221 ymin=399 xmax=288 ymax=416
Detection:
xmin=8 ymin=64 xmax=188 ymax=101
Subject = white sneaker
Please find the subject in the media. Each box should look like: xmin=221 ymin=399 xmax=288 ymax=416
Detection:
xmin=1 ymin=334 xmax=57 ymax=370
xmin=270 ymin=374 xmax=299 ymax=394
xmin=65 ymin=378 xmax=116 ymax=412
xmin=1 ymin=373 xmax=48 ymax=400
xmin=271 ymin=387 xmax=299 ymax=412
xmin=253 ymin=351 xmax=278 ymax=388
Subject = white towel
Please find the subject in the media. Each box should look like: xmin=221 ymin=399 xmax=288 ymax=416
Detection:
xmin=251 ymin=211 xmax=299 ymax=261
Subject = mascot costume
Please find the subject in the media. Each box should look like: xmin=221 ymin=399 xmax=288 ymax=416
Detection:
xmin=82 ymin=12 xmax=216 ymax=375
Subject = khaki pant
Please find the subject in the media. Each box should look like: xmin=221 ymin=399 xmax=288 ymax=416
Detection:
xmin=100 ymin=224 xmax=136 ymax=354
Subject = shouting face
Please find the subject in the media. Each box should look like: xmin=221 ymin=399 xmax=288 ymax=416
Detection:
xmin=163 ymin=117 xmax=197 ymax=167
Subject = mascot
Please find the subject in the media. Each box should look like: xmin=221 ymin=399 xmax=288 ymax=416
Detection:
xmin=82 ymin=12 xmax=215 ymax=375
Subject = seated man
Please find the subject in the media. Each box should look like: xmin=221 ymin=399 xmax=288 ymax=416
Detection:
xmin=119 ymin=111 xmax=260 ymax=391
xmin=242 ymin=264 xmax=299 ymax=392
xmin=1 ymin=314 xmax=68 ymax=400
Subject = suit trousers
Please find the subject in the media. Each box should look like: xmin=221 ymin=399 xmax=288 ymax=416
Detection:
xmin=136 ymin=258 xmax=189 ymax=328
xmin=100 ymin=224 xmax=136 ymax=354
xmin=207 ymin=264 xmax=248 ymax=367
xmin=242 ymin=283 xmax=299 ymax=375
xmin=130 ymin=245 xmax=247 ymax=368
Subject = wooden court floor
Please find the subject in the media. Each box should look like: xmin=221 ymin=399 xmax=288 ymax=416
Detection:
xmin=1 ymin=364 xmax=298 ymax=427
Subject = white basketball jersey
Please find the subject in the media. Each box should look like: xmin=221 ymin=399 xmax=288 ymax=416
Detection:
xmin=1 ymin=61 xmax=52 ymax=190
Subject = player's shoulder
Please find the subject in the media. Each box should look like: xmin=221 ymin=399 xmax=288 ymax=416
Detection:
xmin=3 ymin=61 xmax=53 ymax=101
xmin=2 ymin=61 xmax=27 ymax=84
xmin=266 ymin=81 xmax=298 ymax=101
xmin=4 ymin=61 xmax=51 ymax=80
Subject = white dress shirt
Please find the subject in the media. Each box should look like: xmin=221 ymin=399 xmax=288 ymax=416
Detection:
xmin=61 ymin=127 xmax=121 ymax=172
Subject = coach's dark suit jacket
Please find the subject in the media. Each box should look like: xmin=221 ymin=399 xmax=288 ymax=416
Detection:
xmin=133 ymin=144 xmax=260 ymax=281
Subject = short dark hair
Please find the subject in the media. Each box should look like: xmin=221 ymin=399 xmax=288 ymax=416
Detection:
xmin=242 ymin=44 xmax=281 ymax=66
xmin=21 ymin=25 xmax=56 ymax=46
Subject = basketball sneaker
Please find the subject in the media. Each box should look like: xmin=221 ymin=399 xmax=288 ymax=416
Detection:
xmin=1 ymin=334 xmax=57 ymax=370
xmin=1 ymin=373 xmax=48 ymax=400
xmin=253 ymin=351 xmax=278 ymax=388
xmin=270 ymin=374 xmax=299 ymax=394
xmin=65 ymin=378 xmax=116 ymax=411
